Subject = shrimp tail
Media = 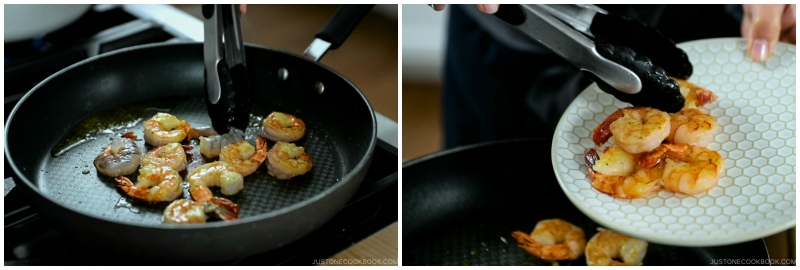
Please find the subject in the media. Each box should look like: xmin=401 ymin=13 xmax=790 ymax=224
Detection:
xmin=638 ymin=144 xmax=688 ymax=169
xmin=121 ymin=131 xmax=138 ymax=140
xmin=512 ymin=231 xmax=545 ymax=257
xmin=191 ymin=186 xmax=214 ymax=202
xmin=592 ymin=109 xmax=624 ymax=146
xmin=209 ymin=197 xmax=240 ymax=221
xmin=512 ymin=231 xmax=573 ymax=261
xmin=694 ymin=88 xmax=718 ymax=107
xmin=115 ymin=176 xmax=145 ymax=201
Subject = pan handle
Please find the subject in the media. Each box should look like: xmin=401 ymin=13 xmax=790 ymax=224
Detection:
xmin=303 ymin=4 xmax=375 ymax=62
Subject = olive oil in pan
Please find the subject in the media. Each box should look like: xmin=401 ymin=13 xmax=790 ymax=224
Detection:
xmin=51 ymin=98 xmax=181 ymax=157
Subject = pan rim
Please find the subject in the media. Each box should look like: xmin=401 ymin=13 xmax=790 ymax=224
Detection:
xmin=402 ymin=138 xmax=552 ymax=168
xmin=5 ymin=41 xmax=378 ymax=230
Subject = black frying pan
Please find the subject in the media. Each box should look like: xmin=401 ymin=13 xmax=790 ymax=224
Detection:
xmin=5 ymin=5 xmax=379 ymax=263
xmin=402 ymin=139 xmax=769 ymax=266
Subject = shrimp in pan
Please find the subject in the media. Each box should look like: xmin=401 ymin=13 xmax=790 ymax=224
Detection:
xmin=585 ymin=147 xmax=663 ymax=199
xmin=187 ymin=161 xmax=244 ymax=202
xmin=198 ymin=128 xmax=245 ymax=159
xmin=163 ymin=198 xmax=240 ymax=224
xmin=266 ymin=141 xmax=313 ymax=180
xmin=592 ymin=107 xmax=671 ymax=154
xmin=638 ymin=144 xmax=724 ymax=195
xmin=114 ymin=165 xmax=182 ymax=202
xmin=666 ymin=108 xmax=718 ymax=147
xmin=140 ymin=142 xmax=191 ymax=172
xmin=219 ymin=136 xmax=268 ymax=177
xmin=585 ymin=228 xmax=648 ymax=266
xmin=511 ymin=219 xmax=586 ymax=261
xmin=262 ymin=112 xmax=305 ymax=142
xmin=94 ymin=132 xmax=142 ymax=177
xmin=143 ymin=112 xmax=191 ymax=146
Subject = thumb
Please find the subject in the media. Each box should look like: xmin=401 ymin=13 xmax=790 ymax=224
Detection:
xmin=742 ymin=4 xmax=784 ymax=62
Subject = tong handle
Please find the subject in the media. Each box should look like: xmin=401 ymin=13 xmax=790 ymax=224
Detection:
xmin=316 ymin=4 xmax=374 ymax=50
xmin=493 ymin=4 xmax=642 ymax=95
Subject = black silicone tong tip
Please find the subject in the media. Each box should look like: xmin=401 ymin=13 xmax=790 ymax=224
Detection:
xmin=590 ymin=13 xmax=693 ymax=80
xmin=205 ymin=62 xmax=251 ymax=134
xmin=587 ymin=43 xmax=685 ymax=113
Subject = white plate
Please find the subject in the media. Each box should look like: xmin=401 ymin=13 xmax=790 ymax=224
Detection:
xmin=551 ymin=38 xmax=796 ymax=246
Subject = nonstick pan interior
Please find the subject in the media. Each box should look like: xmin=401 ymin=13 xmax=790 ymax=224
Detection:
xmin=402 ymin=139 xmax=769 ymax=266
xmin=6 ymin=42 xmax=376 ymax=226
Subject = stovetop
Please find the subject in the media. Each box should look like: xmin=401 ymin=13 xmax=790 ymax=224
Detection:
xmin=4 ymin=5 xmax=398 ymax=266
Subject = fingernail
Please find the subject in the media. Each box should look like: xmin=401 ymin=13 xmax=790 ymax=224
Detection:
xmin=483 ymin=5 xmax=498 ymax=14
xmin=751 ymin=39 xmax=768 ymax=62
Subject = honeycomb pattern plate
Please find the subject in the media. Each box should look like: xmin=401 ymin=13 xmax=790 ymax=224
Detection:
xmin=551 ymin=38 xmax=796 ymax=246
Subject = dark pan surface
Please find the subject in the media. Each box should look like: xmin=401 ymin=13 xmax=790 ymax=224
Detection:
xmin=7 ymin=42 xmax=375 ymax=227
xmin=402 ymin=139 xmax=769 ymax=266
xmin=41 ymin=97 xmax=344 ymax=225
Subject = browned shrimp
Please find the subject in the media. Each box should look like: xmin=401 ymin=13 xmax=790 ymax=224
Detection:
xmin=585 ymin=228 xmax=648 ymax=266
xmin=511 ymin=219 xmax=586 ymax=261
xmin=592 ymin=107 xmax=671 ymax=154
xmin=586 ymin=147 xmax=663 ymax=199
xmin=219 ymin=136 xmax=268 ymax=177
xmin=638 ymin=144 xmax=724 ymax=195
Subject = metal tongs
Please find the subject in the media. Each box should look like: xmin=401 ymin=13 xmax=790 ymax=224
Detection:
xmin=203 ymin=4 xmax=250 ymax=134
xmin=494 ymin=4 xmax=642 ymax=95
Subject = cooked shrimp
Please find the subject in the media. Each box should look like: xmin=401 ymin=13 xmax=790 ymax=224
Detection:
xmin=188 ymin=125 xmax=218 ymax=140
xmin=143 ymin=112 xmax=191 ymax=146
xmin=592 ymin=107 xmax=671 ymax=154
xmin=187 ymin=161 xmax=244 ymax=202
xmin=585 ymin=147 xmax=663 ymax=199
xmin=266 ymin=141 xmax=313 ymax=180
xmin=585 ymin=228 xmax=648 ymax=266
xmin=140 ymin=142 xmax=190 ymax=172
xmin=114 ymin=165 xmax=182 ymax=202
xmin=666 ymin=108 xmax=718 ymax=147
xmin=672 ymin=77 xmax=718 ymax=109
xmin=94 ymin=132 xmax=142 ymax=177
xmin=198 ymin=128 xmax=245 ymax=159
xmin=638 ymin=144 xmax=724 ymax=195
xmin=219 ymin=136 xmax=268 ymax=177
xmin=511 ymin=219 xmax=586 ymax=261
xmin=163 ymin=197 xmax=240 ymax=224
xmin=262 ymin=112 xmax=305 ymax=142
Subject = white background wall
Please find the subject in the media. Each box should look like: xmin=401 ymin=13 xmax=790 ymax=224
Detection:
xmin=402 ymin=4 xmax=448 ymax=83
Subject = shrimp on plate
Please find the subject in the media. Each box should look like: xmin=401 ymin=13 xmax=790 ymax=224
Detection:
xmin=666 ymin=108 xmax=718 ymax=147
xmin=94 ymin=132 xmax=142 ymax=177
xmin=114 ymin=164 xmax=182 ymax=202
xmin=585 ymin=228 xmax=648 ymax=266
xmin=592 ymin=107 xmax=671 ymax=154
xmin=219 ymin=136 xmax=268 ymax=177
xmin=638 ymin=144 xmax=724 ymax=195
xmin=140 ymin=142 xmax=191 ymax=172
xmin=187 ymin=161 xmax=244 ymax=202
xmin=262 ymin=112 xmax=305 ymax=142
xmin=672 ymin=77 xmax=718 ymax=109
xmin=511 ymin=219 xmax=586 ymax=261
xmin=266 ymin=141 xmax=313 ymax=180
xmin=198 ymin=128 xmax=245 ymax=159
xmin=143 ymin=112 xmax=191 ymax=146
xmin=163 ymin=198 xmax=240 ymax=224
xmin=585 ymin=147 xmax=663 ymax=199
